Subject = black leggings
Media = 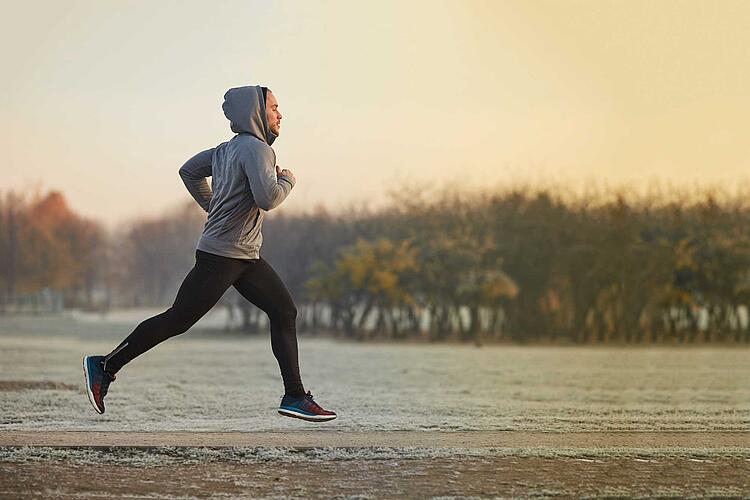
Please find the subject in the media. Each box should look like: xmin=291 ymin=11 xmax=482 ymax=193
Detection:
xmin=102 ymin=249 xmax=305 ymax=397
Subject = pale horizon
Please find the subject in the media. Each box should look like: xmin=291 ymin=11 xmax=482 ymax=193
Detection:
xmin=2 ymin=0 xmax=749 ymax=230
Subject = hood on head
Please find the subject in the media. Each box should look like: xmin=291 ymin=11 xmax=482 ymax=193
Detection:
xmin=222 ymin=85 xmax=277 ymax=145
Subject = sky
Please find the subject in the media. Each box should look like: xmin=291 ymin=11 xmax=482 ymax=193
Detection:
xmin=2 ymin=0 xmax=749 ymax=229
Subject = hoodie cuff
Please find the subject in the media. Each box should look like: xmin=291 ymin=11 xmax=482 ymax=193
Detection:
xmin=279 ymin=175 xmax=295 ymax=189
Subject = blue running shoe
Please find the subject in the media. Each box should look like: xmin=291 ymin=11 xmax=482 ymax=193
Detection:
xmin=82 ymin=355 xmax=116 ymax=414
xmin=279 ymin=391 xmax=337 ymax=422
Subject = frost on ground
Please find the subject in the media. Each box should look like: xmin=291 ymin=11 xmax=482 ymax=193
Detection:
xmin=3 ymin=446 xmax=750 ymax=466
xmin=0 ymin=313 xmax=749 ymax=433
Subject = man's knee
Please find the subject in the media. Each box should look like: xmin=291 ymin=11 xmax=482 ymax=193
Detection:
xmin=164 ymin=306 xmax=203 ymax=336
xmin=269 ymin=302 xmax=297 ymax=323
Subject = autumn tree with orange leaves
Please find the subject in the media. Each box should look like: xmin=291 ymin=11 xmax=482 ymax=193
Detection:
xmin=0 ymin=189 xmax=106 ymax=309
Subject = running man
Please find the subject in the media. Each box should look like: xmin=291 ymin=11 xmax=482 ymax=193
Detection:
xmin=83 ymin=85 xmax=336 ymax=422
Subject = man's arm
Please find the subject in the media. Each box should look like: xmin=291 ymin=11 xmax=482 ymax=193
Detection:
xmin=178 ymin=148 xmax=214 ymax=213
xmin=241 ymin=146 xmax=295 ymax=211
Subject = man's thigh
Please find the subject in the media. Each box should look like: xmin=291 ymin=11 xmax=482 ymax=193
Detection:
xmin=232 ymin=257 xmax=296 ymax=315
xmin=171 ymin=252 xmax=248 ymax=322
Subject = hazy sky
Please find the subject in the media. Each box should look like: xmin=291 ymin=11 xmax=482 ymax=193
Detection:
xmin=2 ymin=0 xmax=749 ymax=229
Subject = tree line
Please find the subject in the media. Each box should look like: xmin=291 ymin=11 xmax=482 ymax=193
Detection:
xmin=3 ymin=183 xmax=750 ymax=343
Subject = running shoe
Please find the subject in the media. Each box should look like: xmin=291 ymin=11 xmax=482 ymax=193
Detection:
xmin=278 ymin=390 xmax=337 ymax=422
xmin=82 ymin=355 xmax=116 ymax=414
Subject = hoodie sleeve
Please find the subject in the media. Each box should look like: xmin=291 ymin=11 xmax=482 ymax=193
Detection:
xmin=178 ymin=148 xmax=214 ymax=213
xmin=241 ymin=144 xmax=295 ymax=211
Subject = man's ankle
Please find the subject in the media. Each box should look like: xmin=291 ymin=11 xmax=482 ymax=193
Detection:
xmin=99 ymin=359 xmax=117 ymax=378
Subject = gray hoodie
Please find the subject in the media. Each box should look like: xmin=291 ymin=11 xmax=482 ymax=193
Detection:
xmin=178 ymin=85 xmax=295 ymax=259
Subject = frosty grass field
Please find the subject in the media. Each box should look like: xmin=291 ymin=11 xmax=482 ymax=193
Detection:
xmin=1 ymin=311 xmax=750 ymax=498
xmin=1 ymin=311 xmax=748 ymax=434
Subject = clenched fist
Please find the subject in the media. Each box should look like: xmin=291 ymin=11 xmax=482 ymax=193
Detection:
xmin=276 ymin=165 xmax=296 ymax=185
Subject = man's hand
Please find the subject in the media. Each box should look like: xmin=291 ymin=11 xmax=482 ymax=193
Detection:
xmin=276 ymin=165 xmax=296 ymax=185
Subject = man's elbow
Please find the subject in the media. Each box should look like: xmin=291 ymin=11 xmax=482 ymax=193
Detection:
xmin=253 ymin=195 xmax=272 ymax=211
xmin=256 ymin=194 xmax=286 ymax=211
xmin=179 ymin=166 xmax=204 ymax=180
xmin=256 ymin=200 xmax=279 ymax=211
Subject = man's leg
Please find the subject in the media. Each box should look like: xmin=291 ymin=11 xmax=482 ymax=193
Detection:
xmin=102 ymin=250 xmax=249 ymax=375
xmin=232 ymin=257 xmax=306 ymax=397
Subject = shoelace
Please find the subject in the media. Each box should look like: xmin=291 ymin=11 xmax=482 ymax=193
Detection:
xmin=102 ymin=372 xmax=116 ymax=394
xmin=303 ymin=391 xmax=325 ymax=412
xmin=98 ymin=362 xmax=116 ymax=397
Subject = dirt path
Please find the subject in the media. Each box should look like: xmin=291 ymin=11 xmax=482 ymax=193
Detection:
xmin=3 ymin=457 xmax=750 ymax=498
xmin=3 ymin=432 xmax=750 ymax=497
xmin=2 ymin=430 xmax=749 ymax=449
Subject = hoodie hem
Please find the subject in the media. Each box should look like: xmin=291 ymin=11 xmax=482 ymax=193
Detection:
xmin=196 ymin=235 xmax=260 ymax=260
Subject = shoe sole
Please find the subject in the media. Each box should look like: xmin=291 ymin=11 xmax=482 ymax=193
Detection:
xmin=82 ymin=356 xmax=104 ymax=415
xmin=278 ymin=408 xmax=337 ymax=422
